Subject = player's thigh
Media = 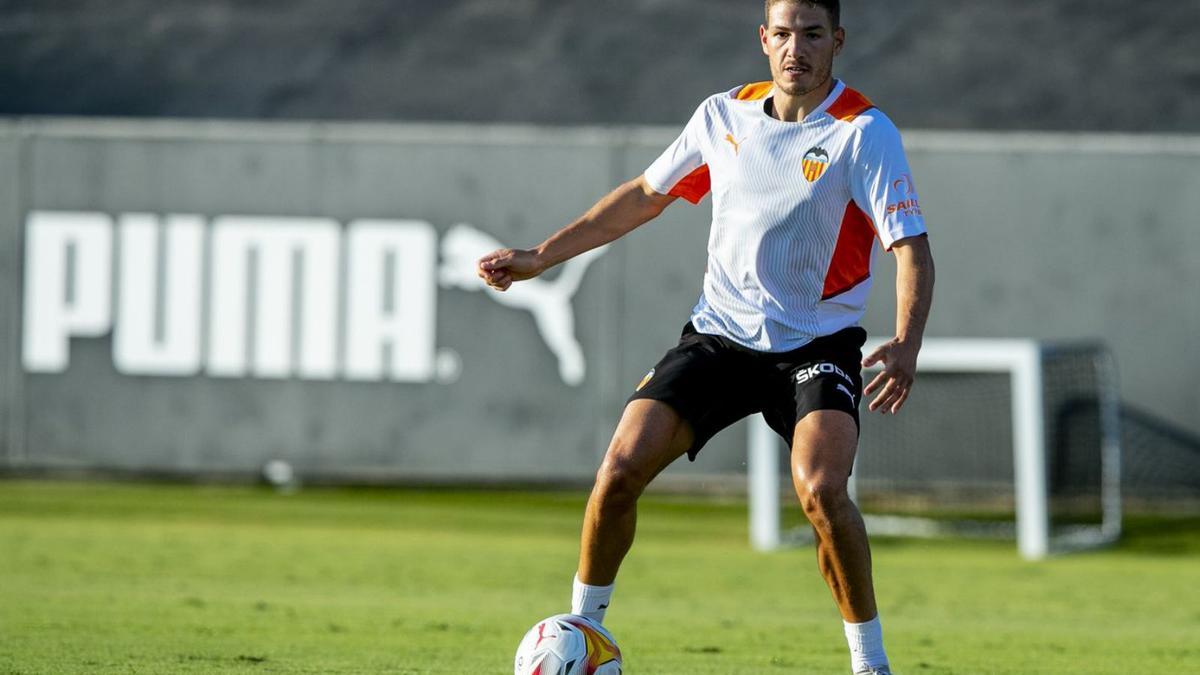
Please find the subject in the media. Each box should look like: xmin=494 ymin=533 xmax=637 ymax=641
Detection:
xmin=790 ymin=410 xmax=859 ymax=487
xmin=630 ymin=325 xmax=763 ymax=461
xmin=600 ymin=399 xmax=695 ymax=487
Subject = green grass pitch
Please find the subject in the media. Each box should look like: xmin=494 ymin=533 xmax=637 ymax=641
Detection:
xmin=1 ymin=480 xmax=1197 ymax=674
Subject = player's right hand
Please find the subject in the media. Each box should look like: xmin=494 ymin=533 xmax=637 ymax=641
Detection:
xmin=477 ymin=248 xmax=545 ymax=291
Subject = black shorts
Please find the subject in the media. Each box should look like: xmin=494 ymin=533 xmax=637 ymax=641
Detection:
xmin=628 ymin=323 xmax=867 ymax=460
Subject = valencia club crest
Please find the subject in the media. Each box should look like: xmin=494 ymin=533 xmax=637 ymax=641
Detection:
xmin=802 ymin=146 xmax=830 ymax=183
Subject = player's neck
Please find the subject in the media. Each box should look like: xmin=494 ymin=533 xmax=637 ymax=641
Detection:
xmin=769 ymin=77 xmax=836 ymax=123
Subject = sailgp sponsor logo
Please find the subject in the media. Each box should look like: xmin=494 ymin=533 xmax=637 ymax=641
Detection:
xmin=887 ymin=173 xmax=921 ymax=216
xmin=20 ymin=211 xmax=602 ymax=386
xmin=793 ymin=361 xmax=854 ymax=386
xmin=886 ymin=198 xmax=921 ymax=216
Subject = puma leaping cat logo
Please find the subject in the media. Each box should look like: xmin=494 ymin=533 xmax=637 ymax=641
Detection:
xmin=724 ymin=133 xmax=744 ymax=155
xmin=439 ymin=224 xmax=606 ymax=386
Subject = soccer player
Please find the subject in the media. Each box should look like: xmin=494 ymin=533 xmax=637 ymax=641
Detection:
xmin=478 ymin=1 xmax=934 ymax=672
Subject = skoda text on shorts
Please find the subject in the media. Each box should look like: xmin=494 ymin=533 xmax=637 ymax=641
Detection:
xmin=479 ymin=2 xmax=935 ymax=673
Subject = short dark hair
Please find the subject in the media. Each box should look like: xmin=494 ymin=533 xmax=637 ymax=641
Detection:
xmin=764 ymin=0 xmax=841 ymax=29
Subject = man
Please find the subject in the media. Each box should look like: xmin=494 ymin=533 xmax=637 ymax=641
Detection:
xmin=478 ymin=1 xmax=934 ymax=672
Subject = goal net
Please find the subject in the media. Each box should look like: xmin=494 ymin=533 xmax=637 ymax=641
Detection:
xmin=748 ymin=339 xmax=1122 ymax=560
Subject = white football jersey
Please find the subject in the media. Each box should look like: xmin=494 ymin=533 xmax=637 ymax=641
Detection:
xmin=644 ymin=79 xmax=927 ymax=352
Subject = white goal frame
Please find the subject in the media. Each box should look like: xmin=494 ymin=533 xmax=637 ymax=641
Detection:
xmin=748 ymin=338 xmax=1122 ymax=560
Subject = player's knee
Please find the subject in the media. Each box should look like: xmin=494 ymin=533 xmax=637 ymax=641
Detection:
xmin=594 ymin=453 xmax=652 ymax=509
xmin=796 ymin=476 xmax=851 ymax=524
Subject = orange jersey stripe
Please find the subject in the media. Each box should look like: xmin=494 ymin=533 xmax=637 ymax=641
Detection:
xmin=669 ymin=164 xmax=711 ymax=204
xmin=822 ymin=200 xmax=877 ymax=300
xmin=825 ymin=85 xmax=873 ymax=121
xmin=734 ymin=81 xmax=773 ymax=101
xmin=739 ymin=81 xmax=871 ymax=120
xmin=825 ymin=86 xmax=874 ymax=122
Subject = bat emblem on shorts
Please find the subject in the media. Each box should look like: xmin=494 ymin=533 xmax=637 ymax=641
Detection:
xmin=636 ymin=368 xmax=655 ymax=391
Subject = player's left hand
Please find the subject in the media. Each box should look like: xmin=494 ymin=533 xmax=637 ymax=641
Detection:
xmin=861 ymin=338 xmax=920 ymax=414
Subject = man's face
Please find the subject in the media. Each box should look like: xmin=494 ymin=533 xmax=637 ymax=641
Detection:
xmin=760 ymin=2 xmax=844 ymax=97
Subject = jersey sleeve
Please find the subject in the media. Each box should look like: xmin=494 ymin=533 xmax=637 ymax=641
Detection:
xmin=643 ymin=99 xmax=711 ymax=205
xmin=848 ymin=113 xmax=928 ymax=250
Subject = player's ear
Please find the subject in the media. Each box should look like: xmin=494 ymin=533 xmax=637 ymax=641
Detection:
xmin=760 ymin=24 xmax=773 ymax=56
xmin=833 ymin=26 xmax=845 ymax=56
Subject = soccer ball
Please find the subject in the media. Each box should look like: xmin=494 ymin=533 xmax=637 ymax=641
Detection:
xmin=514 ymin=614 xmax=623 ymax=675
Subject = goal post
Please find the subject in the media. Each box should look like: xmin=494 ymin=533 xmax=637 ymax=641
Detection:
xmin=748 ymin=338 xmax=1122 ymax=560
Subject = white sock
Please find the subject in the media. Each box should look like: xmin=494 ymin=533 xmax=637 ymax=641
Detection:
xmin=844 ymin=615 xmax=888 ymax=672
xmin=571 ymin=574 xmax=614 ymax=624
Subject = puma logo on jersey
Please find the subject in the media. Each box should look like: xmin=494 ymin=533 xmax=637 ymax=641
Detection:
xmin=836 ymin=383 xmax=856 ymax=405
xmin=724 ymin=133 xmax=745 ymax=155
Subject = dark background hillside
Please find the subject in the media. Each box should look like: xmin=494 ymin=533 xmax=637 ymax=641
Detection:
xmin=2 ymin=0 xmax=1198 ymax=130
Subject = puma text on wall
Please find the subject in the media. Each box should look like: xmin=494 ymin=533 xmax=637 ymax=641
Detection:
xmin=21 ymin=211 xmax=604 ymax=386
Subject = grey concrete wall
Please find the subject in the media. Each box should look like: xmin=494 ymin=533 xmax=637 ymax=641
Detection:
xmin=874 ymin=134 xmax=1200 ymax=438
xmin=9 ymin=122 xmax=625 ymax=479
xmin=1 ymin=119 xmax=1197 ymax=485
xmin=0 ymin=130 xmax=21 ymax=466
